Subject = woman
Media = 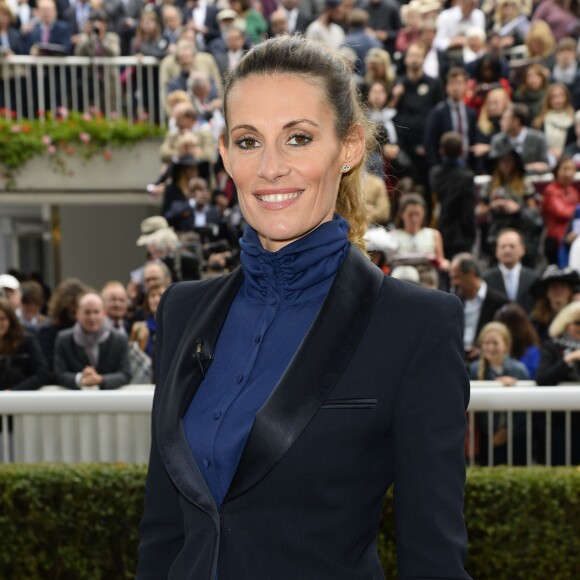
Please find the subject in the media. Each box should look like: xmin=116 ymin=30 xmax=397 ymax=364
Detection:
xmin=229 ymin=0 xmax=267 ymax=46
xmin=492 ymin=0 xmax=531 ymax=48
xmin=477 ymin=148 xmax=542 ymax=261
xmin=130 ymin=10 xmax=168 ymax=59
xmin=0 ymin=299 xmax=47 ymax=390
xmin=532 ymin=83 xmax=575 ymax=160
xmin=532 ymin=0 xmax=580 ymax=42
xmin=364 ymin=47 xmax=395 ymax=96
xmin=514 ymin=63 xmax=549 ymax=121
xmin=536 ymin=300 xmax=580 ymax=464
xmin=464 ymin=55 xmax=511 ymax=116
xmin=541 ymin=155 xmax=580 ymax=265
xmin=525 ymin=20 xmax=557 ymax=69
xmin=469 ymin=322 xmax=530 ymax=465
xmin=494 ymin=303 xmax=541 ymax=379
xmin=531 ymin=265 xmax=579 ymax=341
xmin=390 ymin=193 xmax=450 ymax=272
xmin=137 ymin=36 xmax=469 ymax=580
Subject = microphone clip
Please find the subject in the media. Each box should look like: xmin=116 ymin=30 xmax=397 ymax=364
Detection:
xmin=193 ymin=338 xmax=213 ymax=378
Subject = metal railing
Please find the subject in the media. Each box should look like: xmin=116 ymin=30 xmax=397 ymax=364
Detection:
xmin=1 ymin=384 xmax=579 ymax=465
xmin=0 ymin=55 xmax=164 ymax=124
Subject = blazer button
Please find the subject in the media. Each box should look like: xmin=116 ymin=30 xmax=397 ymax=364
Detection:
xmin=213 ymin=410 xmax=222 ymax=420
xmin=203 ymin=458 xmax=211 ymax=468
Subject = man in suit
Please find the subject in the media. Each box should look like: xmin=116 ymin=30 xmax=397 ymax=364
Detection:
xmin=279 ymin=0 xmax=311 ymax=35
xmin=187 ymin=0 xmax=220 ymax=50
xmin=483 ymin=229 xmax=539 ymax=314
xmin=102 ymin=281 xmax=131 ymax=336
xmin=25 ymin=0 xmax=72 ymax=54
xmin=54 ymin=292 xmax=131 ymax=389
xmin=490 ymin=104 xmax=550 ymax=173
xmin=450 ymin=252 xmax=510 ymax=361
xmin=424 ymin=66 xmax=476 ymax=170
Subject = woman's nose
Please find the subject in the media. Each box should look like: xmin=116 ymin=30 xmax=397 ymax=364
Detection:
xmin=256 ymin=147 xmax=290 ymax=181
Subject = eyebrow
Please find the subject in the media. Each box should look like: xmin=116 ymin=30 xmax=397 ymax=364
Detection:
xmin=230 ymin=119 xmax=320 ymax=133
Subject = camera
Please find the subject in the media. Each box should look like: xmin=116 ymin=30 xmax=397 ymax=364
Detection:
xmin=93 ymin=24 xmax=100 ymax=35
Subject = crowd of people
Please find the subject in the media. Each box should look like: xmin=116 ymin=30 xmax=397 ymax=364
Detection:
xmin=1 ymin=0 xmax=580 ymax=465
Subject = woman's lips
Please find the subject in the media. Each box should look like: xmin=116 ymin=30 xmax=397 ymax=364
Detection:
xmin=254 ymin=189 xmax=303 ymax=209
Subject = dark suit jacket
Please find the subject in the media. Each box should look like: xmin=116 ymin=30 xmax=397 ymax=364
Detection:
xmin=489 ymin=129 xmax=549 ymax=166
xmin=53 ymin=328 xmax=131 ymax=389
xmin=137 ymin=245 xmax=470 ymax=579
xmin=483 ymin=265 xmax=539 ymax=314
xmin=3 ymin=27 xmax=25 ymax=55
xmin=424 ymin=101 xmax=477 ymax=168
xmin=25 ymin=20 xmax=73 ymax=54
xmin=476 ymin=284 xmax=510 ymax=337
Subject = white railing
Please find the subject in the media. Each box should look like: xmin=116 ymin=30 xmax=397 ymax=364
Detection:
xmin=1 ymin=384 xmax=579 ymax=466
xmin=0 ymin=55 xmax=164 ymax=124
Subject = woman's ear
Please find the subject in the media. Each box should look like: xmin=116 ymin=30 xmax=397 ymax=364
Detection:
xmin=341 ymin=123 xmax=366 ymax=170
xmin=218 ymin=135 xmax=230 ymax=176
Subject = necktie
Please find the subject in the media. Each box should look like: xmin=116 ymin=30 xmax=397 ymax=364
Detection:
xmin=455 ymin=104 xmax=463 ymax=136
xmin=42 ymin=25 xmax=50 ymax=43
xmin=506 ymin=270 xmax=517 ymax=301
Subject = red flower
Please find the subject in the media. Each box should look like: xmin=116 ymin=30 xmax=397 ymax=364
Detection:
xmin=65 ymin=146 xmax=75 ymax=156
xmin=102 ymin=150 xmax=113 ymax=161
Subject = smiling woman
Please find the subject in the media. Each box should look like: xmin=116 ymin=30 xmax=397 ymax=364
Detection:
xmin=137 ymin=36 xmax=470 ymax=580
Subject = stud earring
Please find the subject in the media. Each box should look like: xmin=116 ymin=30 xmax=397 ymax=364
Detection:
xmin=342 ymin=164 xmax=351 ymax=172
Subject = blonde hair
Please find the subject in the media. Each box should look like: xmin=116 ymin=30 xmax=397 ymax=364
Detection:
xmin=165 ymin=90 xmax=191 ymax=114
xmin=525 ymin=21 xmax=556 ymax=58
xmin=549 ymin=301 xmax=580 ymax=338
xmin=477 ymin=87 xmax=510 ymax=136
xmin=222 ymin=36 xmax=376 ymax=253
xmin=476 ymin=322 xmax=512 ymax=380
xmin=532 ymin=82 xmax=574 ymax=129
xmin=364 ymin=48 xmax=395 ymax=94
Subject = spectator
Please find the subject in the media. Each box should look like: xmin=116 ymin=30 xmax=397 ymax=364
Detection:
xmin=54 ymin=291 xmax=131 ymax=389
xmin=19 ymin=280 xmax=47 ymax=332
xmin=25 ymin=0 xmax=72 ymax=55
xmin=462 ymin=27 xmax=486 ymax=66
xmin=0 ymin=299 xmax=47 ymax=390
xmin=530 ymin=265 xmax=579 ymax=341
xmin=532 ymin=83 xmax=575 ymax=161
xmin=0 ymin=274 xmax=21 ymax=310
xmin=213 ymin=25 xmax=247 ymax=79
xmin=390 ymin=42 xmax=444 ymax=189
xmin=107 ymin=0 xmax=144 ymax=56
xmin=37 ymin=278 xmax=88 ymax=372
xmin=166 ymin=40 xmax=196 ymax=94
xmin=469 ymin=321 xmax=530 ymax=465
xmin=101 ymin=281 xmax=131 ymax=335
xmin=513 ymin=63 xmax=549 ymax=122
xmin=420 ymin=18 xmax=443 ymax=80
xmin=0 ymin=1 xmax=24 ymax=58
xmin=394 ymin=2 xmax=422 ymax=54
xmin=131 ymin=10 xmax=168 ymax=59
xmin=362 ymin=0 xmax=401 ymax=55
xmin=433 ymin=0 xmax=485 ymax=54
xmin=532 ymin=0 xmax=580 ymax=42
xmin=542 ymin=156 xmax=580 ymax=265
xmin=478 ymin=147 xmax=542 ymax=261
xmin=525 ymin=20 xmax=556 ymax=70
xmin=450 ymin=252 xmax=509 ymax=361
xmin=341 ymin=8 xmax=381 ymax=77
xmin=483 ymin=228 xmax=539 ymax=313
xmin=364 ymin=47 xmax=395 ymax=96
xmin=536 ymin=300 xmax=580 ymax=465
xmin=187 ymin=0 xmax=220 ymax=50
xmin=305 ymin=0 xmax=345 ymax=51
xmin=278 ymin=0 xmax=311 ymax=35
xmin=424 ymin=67 xmax=477 ymax=170
xmin=563 ymin=110 xmax=580 ymax=163
xmin=489 ymin=104 xmax=549 ymax=173
xmin=464 ymin=54 xmax=511 ymax=116
xmin=160 ymin=4 xmax=183 ymax=49
xmin=551 ymin=37 xmax=580 ymax=109
xmin=268 ymin=9 xmax=289 ymax=37
xmin=492 ymin=0 xmax=530 ymax=49
xmin=362 ymin=170 xmax=390 ymax=226
xmin=146 ymin=230 xmax=201 ymax=282
xmin=229 ymin=0 xmax=267 ymax=46
xmin=62 ymin=0 xmax=91 ymax=46
xmin=429 ymin=131 xmax=476 ymax=260
xmin=494 ymin=302 xmax=542 ymax=379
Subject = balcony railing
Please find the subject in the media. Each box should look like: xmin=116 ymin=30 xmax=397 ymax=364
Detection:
xmin=1 ymin=55 xmax=164 ymax=124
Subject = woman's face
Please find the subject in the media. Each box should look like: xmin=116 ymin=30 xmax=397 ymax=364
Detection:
xmin=547 ymin=281 xmax=572 ymax=311
xmin=368 ymin=83 xmax=388 ymax=110
xmin=525 ymin=70 xmax=543 ymax=91
xmin=367 ymin=60 xmax=385 ymax=79
xmin=556 ymin=159 xmax=576 ymax=185
xmin=501 ymin=1 xmax=517 ymax=21
xmin=148 ymin=288 xmax=165 ymax=316
xmin=401 ymin=203 xmax=424 ymax=233
xmin=220 ymin=73 xmax=363 ymax=252
xmin=141 ymin=15 xmax=156 ymax=35
xmin=497 ymin=154 xmax=516 ymax=177
xmin=549 ymin=86 xmax=567 ymax=111
xmin=566 ymin=319 xmax=580 ymax=340
xmin=0 ymin=309 xmax=9 ymax=339
xmin=486 ymin=92 xmax=506 ymax=117
xmin=481 ymin=330 xmax=509 ymax=366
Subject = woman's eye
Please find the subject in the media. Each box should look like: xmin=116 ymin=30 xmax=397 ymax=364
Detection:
xmin=236 ymin=136 xmax=261 ymax=150
xmin=287 ymin=133 xmax=312 ymax=146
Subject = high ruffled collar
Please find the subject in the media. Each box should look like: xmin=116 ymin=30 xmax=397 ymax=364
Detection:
xmin=239 ymin=215 xmax=350 ymax=303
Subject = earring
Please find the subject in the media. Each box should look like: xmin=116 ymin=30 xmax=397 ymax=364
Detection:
xmin=342 ymin=164 xmax=351 ymax=172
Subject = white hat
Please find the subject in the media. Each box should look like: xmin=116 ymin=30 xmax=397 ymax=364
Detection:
xmin=391 ymin=265 xmax=421 ymax=284
xmin=0 ymin=274 xmax=20 ymax=290
xmin=137 ymin=216 xmax=169 ymax=246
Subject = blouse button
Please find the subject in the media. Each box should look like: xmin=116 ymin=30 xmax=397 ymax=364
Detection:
xmin=213 ymin=410 xmax=221 ymax=420
xmin=203 ymin=458 xmax=211 ymax=468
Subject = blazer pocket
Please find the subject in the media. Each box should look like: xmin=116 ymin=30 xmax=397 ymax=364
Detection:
xmin=320 ymin=398 xmax=377 ymax=410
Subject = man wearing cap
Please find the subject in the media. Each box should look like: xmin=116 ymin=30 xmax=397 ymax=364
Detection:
xmin=54 ymin=292 xmax=131 ymax=389
xmin=0 ymin=274 xmax=21 ymax=311
xmin=483 ymin=229 xmax=539 ymax=314
xmin=362 ymin=0 xmax=401 ymax=54
xmin=146 ymin=231 xmax=201 ymax=282
xmin=305 ymin=0 xmax=345 ymax=51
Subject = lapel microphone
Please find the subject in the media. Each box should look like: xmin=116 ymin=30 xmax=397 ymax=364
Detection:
xmin=193 ymin=338 xmax=213 ymax=378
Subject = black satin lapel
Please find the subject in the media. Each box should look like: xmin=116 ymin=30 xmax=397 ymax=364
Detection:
xmin=157 ymin=269 xmax=243 ymax=516
xmin=226 ymin=246 xmax=384 ymax=501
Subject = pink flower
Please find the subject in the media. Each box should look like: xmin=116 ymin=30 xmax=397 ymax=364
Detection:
xmin=83 ymin=112 xmax=92 ymax=121
xmin=10 ymin=125 xmax=21 ymax=133
xmin=42 ymin=135 xmax=52 ymax=145
xmin=110 ymin=111 xmax=118 ymax=119
xmin=47 ymin=145 xmax=56 ymax=154
xmin=79 ymin=132 xmax=91 ymax=143
xmin=56 ymin=106 xmax=68 ymax=119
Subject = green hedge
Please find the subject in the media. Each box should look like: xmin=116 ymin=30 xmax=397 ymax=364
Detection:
xmin=0 ymin=465 xmax=579 ymax=579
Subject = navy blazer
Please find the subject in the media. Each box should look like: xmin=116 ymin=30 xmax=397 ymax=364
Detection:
xmin=483 ymin=265 xmax=539 ymax=314
xmin=137 ymin=245 xmax=470 ymax=579
xmin=25 ymin=20 xmax=72 ymax=54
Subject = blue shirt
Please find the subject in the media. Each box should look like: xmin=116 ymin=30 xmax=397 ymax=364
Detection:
xmin=183 ymin=215 xmax=350 ymax=508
